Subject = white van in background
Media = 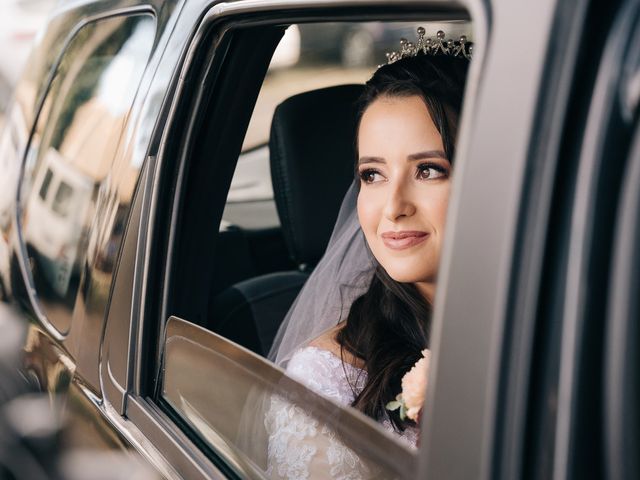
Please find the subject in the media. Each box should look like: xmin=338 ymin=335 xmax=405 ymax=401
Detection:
xmin=23 ymin=147 xmax=96 ymax=297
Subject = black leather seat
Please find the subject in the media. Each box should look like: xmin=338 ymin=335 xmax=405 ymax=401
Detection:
xmin=208 ymin=84 xmax=364 ymax=355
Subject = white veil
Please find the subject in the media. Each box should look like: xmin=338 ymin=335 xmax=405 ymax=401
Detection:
xmin=236 ymin=182 xmax=373 ymax=469
xmin=268 ymin=181 xmax=375 ymax=367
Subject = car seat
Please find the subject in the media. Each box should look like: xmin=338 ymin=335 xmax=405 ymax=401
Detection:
xmin=207 ymin=84 xmax=364 ymax=355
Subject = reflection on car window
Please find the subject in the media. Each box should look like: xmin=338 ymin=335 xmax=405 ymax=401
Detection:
xmin=38 ymin=168 xmax=53 ymax=201
xmin=51 ymin=181 xmax=73 ymax=217
xmin=162 ymin=317 xmax=415 ymax=480
xmin=19 ymin=14 xmax=155 ymax=334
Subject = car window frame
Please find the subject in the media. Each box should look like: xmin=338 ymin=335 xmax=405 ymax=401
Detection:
xmin=113 ymin=1 xmax=485 ymax=479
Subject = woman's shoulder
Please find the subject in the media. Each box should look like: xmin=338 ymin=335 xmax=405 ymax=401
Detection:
xmin=307 ymin=324 xmax=364 ymax=367
xmin=286 ymin=345 xmax=357 ymax=379
xmin=286 ymin=345 xmax=366 ymax=406
xmin=287 ymin=325 xmax=363 ymax=377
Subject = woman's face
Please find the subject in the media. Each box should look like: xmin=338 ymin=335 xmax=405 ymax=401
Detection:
xmin=357 ymin=95 xmax=452 ymax=301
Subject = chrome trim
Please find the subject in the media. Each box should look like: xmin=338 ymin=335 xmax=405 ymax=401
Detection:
xmin=76 ymin=380 xmax=182 ymax=480
xmin=127 ymin=395 xmax=227 ymax=480
xmin=101 ymin=156 xmax=151 ymax=414
xmin=209 ymin=0 xmax=468 ymax=16
xmin=132 ymin=155 xmax=158 ymax=395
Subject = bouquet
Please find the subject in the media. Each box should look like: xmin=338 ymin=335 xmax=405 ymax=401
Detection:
xmin=386 ymin=349 xmax=430 ymax=422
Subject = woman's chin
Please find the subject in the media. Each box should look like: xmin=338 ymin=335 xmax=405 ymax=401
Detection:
xmin=383 ymin=265 xmax=436 ymax=285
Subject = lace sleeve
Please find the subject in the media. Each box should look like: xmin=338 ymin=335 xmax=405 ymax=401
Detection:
xmin=264 ymin=347 xmax=373 ymax=480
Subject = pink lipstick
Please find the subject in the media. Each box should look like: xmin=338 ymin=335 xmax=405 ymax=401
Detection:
xmin=380 ymin=231 xmax=429 ymax=250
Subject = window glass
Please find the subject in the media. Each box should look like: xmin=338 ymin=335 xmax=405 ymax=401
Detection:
xmin=162 ymin=317 xmax=415 ymax=480
xmin=20 ymin=14 xmax=155 ymax=334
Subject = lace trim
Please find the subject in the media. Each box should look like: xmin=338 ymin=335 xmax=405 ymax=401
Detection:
xmin=265 ymin=396 xmax=319 ymax=479
xmin=265 ymin=346 xmax=419 ymax=479
xmin=286 ymin=346 xmax=367 ymax=405
xmin=323 ymin=425 xmax=371 ymax=480
xmin=287 ymin=346 xmax=419 ymax=448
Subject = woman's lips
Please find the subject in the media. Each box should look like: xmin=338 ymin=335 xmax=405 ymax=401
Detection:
xmin=380 ymin=231 xmax=429 ymax=250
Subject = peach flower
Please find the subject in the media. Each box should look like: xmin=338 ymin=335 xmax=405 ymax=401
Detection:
xmin=400 ymin=349 xmax=430 ymax=421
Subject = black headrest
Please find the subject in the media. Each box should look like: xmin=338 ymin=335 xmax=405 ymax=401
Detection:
xmin=269 ymin=84 xmax=364 ymax=268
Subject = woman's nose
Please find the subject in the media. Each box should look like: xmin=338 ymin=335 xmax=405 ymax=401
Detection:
xmin=383 ymin=181 xmax=416 ymax=221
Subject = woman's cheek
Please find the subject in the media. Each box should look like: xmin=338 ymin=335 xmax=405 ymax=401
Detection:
xmin=357 ymin=194 xmax=379 ymax=237
xmin=421 ymin=184 xmax=451 ymax=231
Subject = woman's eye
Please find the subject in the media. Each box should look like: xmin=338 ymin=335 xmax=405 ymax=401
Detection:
xmin=417 ymin=164 xmax=448 ymax=180
xmin=359 ymin=169 xmax=383 ymax=184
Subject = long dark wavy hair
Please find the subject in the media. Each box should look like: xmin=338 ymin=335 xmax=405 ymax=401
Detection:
xmin=336 ymin=54 xmax=469 ymax=431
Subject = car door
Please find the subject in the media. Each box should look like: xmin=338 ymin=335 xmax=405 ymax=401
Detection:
xmin=2 ymin=0 xmax=185 ymax=476
xmin=423 ymin=0 xmax=640 ymax=479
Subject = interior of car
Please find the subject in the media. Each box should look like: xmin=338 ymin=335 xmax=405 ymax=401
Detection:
xmin=150 ymin=15 xmax=473 ymax=478
xmin=159 ymin=18 xmax=473 ymax=359
xmin=207 ymin=83 xmax=364 ymax=355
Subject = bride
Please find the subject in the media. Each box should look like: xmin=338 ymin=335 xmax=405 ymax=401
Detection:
xmin=263 ymin=28 xmax=471 ymax=479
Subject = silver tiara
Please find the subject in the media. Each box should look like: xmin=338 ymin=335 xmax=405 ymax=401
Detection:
xmin=384 ymin=27 xmax=473 ymax=66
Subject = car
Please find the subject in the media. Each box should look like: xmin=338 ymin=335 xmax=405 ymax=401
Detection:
xmin=0 ymin=0 xmax=638 ymax=479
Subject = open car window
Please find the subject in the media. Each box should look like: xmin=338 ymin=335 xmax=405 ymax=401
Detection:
xmin=162 ymin=316 xmax=415 ymax=478
xmin=153 ymin=13 xmax=473 ymax=479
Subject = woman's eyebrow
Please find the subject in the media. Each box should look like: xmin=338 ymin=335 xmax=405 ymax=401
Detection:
xmin=407 ymin=150 xmax=447 ymax=161
xmin=358 ymin=156 xmax=386 ymax=165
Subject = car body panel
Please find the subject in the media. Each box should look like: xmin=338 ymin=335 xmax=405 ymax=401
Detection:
xmin=1 ymin=0 xmax=186 ymax=475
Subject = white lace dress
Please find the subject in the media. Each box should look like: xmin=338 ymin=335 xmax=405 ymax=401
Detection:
xmin=264 ymin=346 xmax=418 ymax=480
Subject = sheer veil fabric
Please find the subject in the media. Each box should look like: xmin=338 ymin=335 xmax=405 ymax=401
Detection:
xmin=268 ymin=181 xmax=375 ymax=367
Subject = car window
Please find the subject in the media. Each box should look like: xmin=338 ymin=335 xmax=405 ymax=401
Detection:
xmin=162 ymin=315 xmax=415 ymax=479
xmin=156 ymin=17 xmax=473 ymax=478
xmin=18 ymin=14 xmax=155 ymax=335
